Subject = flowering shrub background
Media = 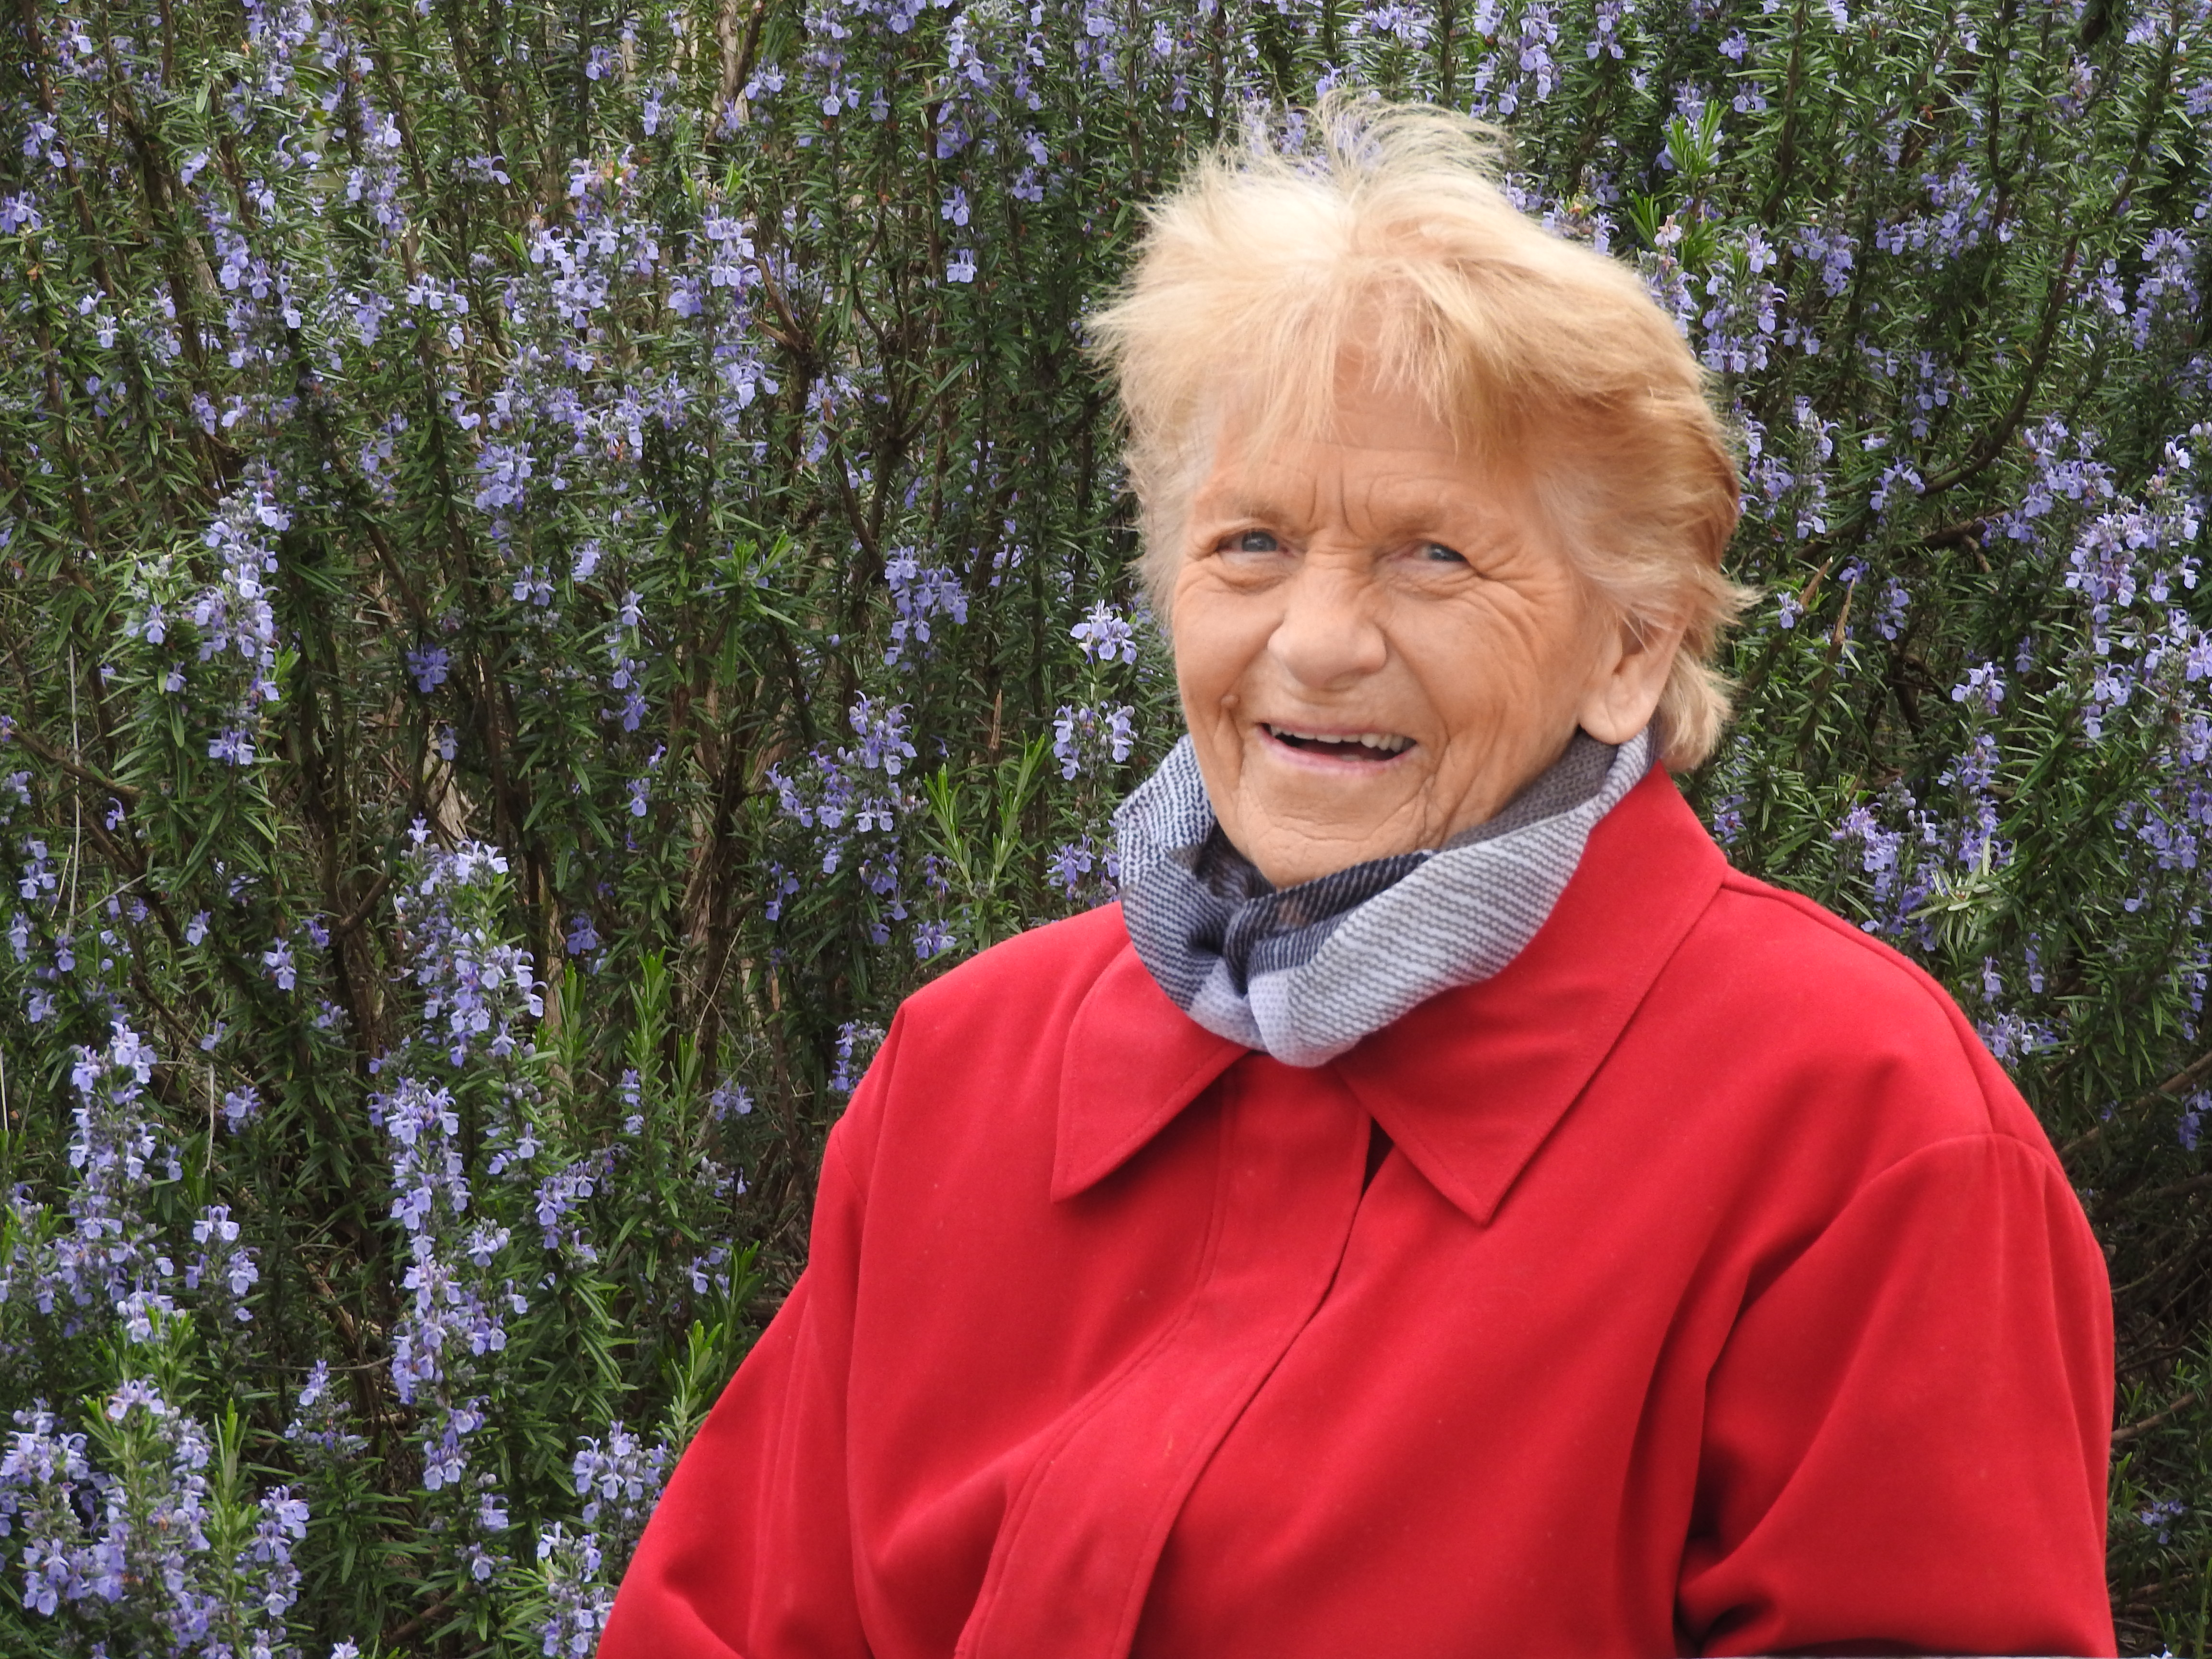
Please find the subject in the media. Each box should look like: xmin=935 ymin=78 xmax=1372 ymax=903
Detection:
xmin=0 ymin=0 xmax=2209 ymax=1650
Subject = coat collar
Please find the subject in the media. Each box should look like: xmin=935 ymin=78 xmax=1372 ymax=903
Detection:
xmin=1053 ymin=767 xmax=1727 ymax=1222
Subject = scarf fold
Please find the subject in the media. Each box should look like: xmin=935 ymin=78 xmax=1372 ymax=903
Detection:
xmin=1113 ymin=727 xmax=1654 ymax=1067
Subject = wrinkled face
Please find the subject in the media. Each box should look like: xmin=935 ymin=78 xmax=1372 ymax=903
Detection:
xmin=1169 ymin=382 xmax=1669 ymax=888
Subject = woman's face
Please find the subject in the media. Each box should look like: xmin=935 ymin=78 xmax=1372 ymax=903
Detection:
xmin=1170 ymin=383 xmax=1675 ymax=888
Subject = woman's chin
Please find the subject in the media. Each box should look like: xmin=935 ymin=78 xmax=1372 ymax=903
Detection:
xmin=1234 ymin=804 xmax=1432 ymax=886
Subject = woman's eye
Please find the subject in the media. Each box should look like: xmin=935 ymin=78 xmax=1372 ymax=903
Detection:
xmin=1419 ymin=541 xmax=1468 ymax=565
xmin=1231 ymin=530 xmax=1281 ymax=553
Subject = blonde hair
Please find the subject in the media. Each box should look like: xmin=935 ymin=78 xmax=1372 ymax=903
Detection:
xmin=1087 ymin=97 xmax=1752 ymax=769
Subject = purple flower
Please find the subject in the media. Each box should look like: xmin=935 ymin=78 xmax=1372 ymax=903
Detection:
xmin=762 ymin=864 xmax=800 ymax=922
xmin=847 ymin=697 xmax=916 ymax=777
xmin=2140 ymin=1497 xmax=2187 ymax=1542
xmin=18 ymin=837 xmax=57 ymax=903
xmin=209 ymin=728 xmax=257 ymax=765
xmin=1105 ymin=707 xmax=1136 ymax=764
xmin=534 ymin=1158 xmax=602 ymax=1254
xmin=409 ymin=644 xmax=451 ymax=693
xmin=573 ymin=1421 xmax=668 ymax=1535
xmin=1051 ymin=704 xmax=1136 ymax=778
xmin=1070 ymin=601 xmax=1138 ymax=665
xmin=1952 ymin=663 xmax=2006 ymax=716
xmin=473 ymin=442 xmax=534 ymax=510
xmin=1047 ymin=842 xmax=1095 ymax=896
xmin=1710 ymin=794 xmax=1746 ymax=847
xmin=884 ymin=553 xmax=969 ymax=664
xmin=1053 ymin=707 xmax=1083 ymax=778
xmin=189 ymin=1202 xmax=260 ymax=1311
xmin=1874 ymin=578 xmax=1911 ymax=642
xmin=827 ymin=1021 xmax=883 ymax=1095
xmin=534 ymin=1525 xmax=616 ymax=1656
xmin=2182 ymin=1094 xmax=2209 ymax=1154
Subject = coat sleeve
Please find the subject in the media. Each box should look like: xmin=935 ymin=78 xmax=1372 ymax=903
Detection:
xmin=598 ymin=1036 xmax=891 ymax=1659
xmin=1677 ymin=1132 xmax=2116 ymax=1657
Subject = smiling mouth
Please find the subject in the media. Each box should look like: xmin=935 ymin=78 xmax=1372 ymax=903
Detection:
xmin=1264 ymin=724 xmax=1415 ymax=760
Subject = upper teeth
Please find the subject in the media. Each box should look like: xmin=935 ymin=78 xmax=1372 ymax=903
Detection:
xmin=1268 ymin=725 xmax=1412 ymax=753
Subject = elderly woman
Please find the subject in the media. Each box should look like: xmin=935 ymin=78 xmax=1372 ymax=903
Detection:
xmin=602 ymin=104 xmax=2114 ymax=1659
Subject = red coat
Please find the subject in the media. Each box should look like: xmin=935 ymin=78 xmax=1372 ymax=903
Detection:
xmin=602 ymin=769 xmax=2116 ymax=1659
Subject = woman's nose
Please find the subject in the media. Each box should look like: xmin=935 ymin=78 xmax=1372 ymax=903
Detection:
xmin=1268 ymin=561 xmax=1387 ymax=690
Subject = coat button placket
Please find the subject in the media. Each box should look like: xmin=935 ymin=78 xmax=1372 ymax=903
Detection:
xmin=957 ymin=1056 xmax=1371 ymax=1659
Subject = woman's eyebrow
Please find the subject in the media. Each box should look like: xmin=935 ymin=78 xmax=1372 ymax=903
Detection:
xmin=1345 ymin=478 xmax=1519 ymax=538
xmin=1192 ymin=473 xmax=1516 ymax=539
xmin=1190 ymin=483 xmax=1310 ymax=524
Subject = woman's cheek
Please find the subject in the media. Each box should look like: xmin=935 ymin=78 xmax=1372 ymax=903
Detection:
xmin=1175 ymin=583 xmax=1266 ymax=699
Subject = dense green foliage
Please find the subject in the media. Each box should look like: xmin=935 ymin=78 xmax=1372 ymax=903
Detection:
xmin=0 ymin=0 xmax=2209 ymax=1650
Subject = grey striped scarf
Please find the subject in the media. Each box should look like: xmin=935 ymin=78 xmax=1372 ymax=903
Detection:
xmin=1113 ymin=727 xmax=1653 ymax=1067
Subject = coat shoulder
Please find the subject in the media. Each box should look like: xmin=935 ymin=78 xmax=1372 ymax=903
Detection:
xmin=896 ymin=902 xmax=1130 ymax=1046
xmin=858 ymin=904 xmax=1129 ymax=1120
xmin=838 ymin=904 xmax=1138 ymax=1195
xmin=1662 ymin=866 xmax=2057 ymax=1155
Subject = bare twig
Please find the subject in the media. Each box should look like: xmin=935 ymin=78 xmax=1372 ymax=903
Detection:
xmin=7 ymin=719 xmax=141 ymax=804
xmin=2112 ymin=1391 xmax=2198 ymax=1444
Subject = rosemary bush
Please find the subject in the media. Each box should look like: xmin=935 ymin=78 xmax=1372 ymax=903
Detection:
xmin=0 ymin=0 xmax=2208 ymax=1651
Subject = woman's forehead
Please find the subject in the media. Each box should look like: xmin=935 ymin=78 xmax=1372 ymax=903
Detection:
xmin=1197 ymin=388 xmax=1530 ymax=495
xmin=1189 ymin=434 xmax=1536 ymax=534
xmin=1195 ymin=359 xmax=1534 ymax=471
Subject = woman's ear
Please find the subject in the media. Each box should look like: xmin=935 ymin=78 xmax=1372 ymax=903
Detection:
xmin=1576 ymin=608 xmax=1683 ymax=745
